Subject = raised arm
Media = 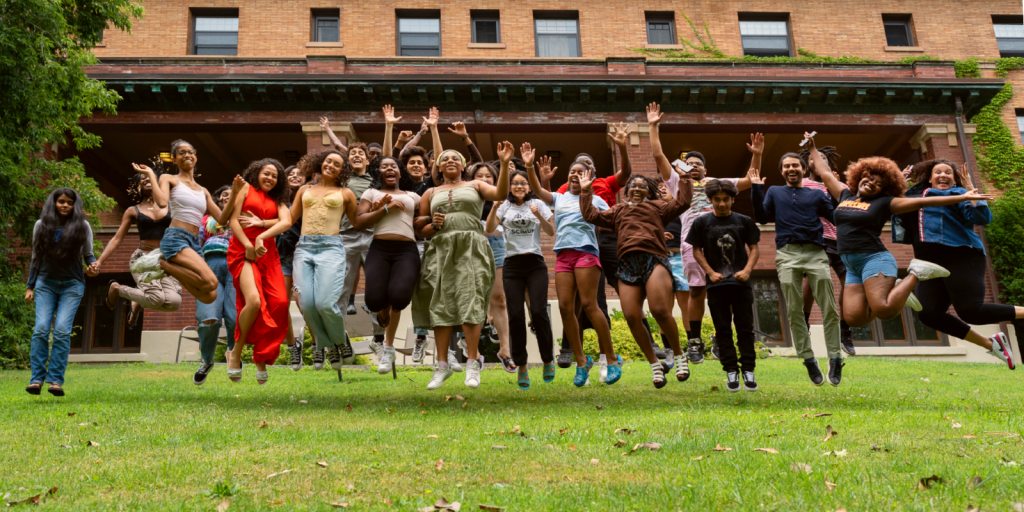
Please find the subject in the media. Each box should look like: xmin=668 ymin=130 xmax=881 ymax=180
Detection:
xmin=208 ymin=175 xmax=246 ymax=225
xmin=890 ymin=190 xmax=994 ymax=215
xmin=382 ymin=105 xmax=401 ymax=158
xmin=424 ymin=107 xmax=443 ymax=184
xmin=96 ymin=207 xmax=136 ymax=266
xmin=805 ymin=133 xmax=846 ymax=201
xmin=647 ymin=103 xmax=673 ymax=181
xmin=578 ymin=176 xmax=616 ymax=230
xmin=527 ymin=153 xmax=553 ymax=205
xmin=399 ymin=119 xmax=429 ymax=160
xmin=736 ymin=132 xmax=763 ymax=191
xmin=320 ymin=117 xmax=349 ymax=154
xmin=449 ymin=122 xmax=483 ymax=165
xmin=608 ymin=122 xmax=633 ymax=187
xmin=477 ymin=141 xmax=514 ymax=201
xmin=537 ymin=155 xmax=556 ymax=192
xmin=748 ymin=168 xmax=772 ymax=224
xmin=662 ymin=173 xmax=693 ymax=220
xmin=132 ymin=164 xmax=169 ymax=208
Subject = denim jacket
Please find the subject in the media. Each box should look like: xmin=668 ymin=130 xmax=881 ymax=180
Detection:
xmin=892 ymin=187 xmax=991 ymax=253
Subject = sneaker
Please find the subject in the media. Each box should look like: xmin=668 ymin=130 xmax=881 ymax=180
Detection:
xmin=465 ymin=356 xmax=483 ymax=388
xmin=556 ymin=348 xmax=574 ymax=369
xmin=989 ymin=332 xmax=1016 ymax=370
xmin=486 ymin=323 xmax=499 ymax=342
xmin=907 ymin=259 xmax=950 ymax=281
xmin=650 ymin=361 xmax=667 ymax=389
xmin=742 ymin=371 xmax=758 ymax=391
xmin=193 ymin=362 xmax=214 ymax=385
xmin=448 ymin=350 xmax=464 ymax=373
xmin=840 ymin=333 xmax=856 ymax=356
xmin=804 ymin=358 xmax=824 ymax=386
xmin=663 ymin=347 xmax=675 ymax=370
xmin=346 ymin=303 xmax=357 ymax=315
xmin=675 ymin=354 xmax=690 ymax=381
xmin=412 ymin=335 xmax=428 ymax=363
xmin=457 ymin=336 xmax=468 ymax=354
xmin=573 ymin=356 xmax=594 ymax=387
xmin=367 ymin=338 xmax=384 ymax=360
xmin=895 ymin=278 xmax=923 ymax=311
xmin=378 ymin=347 xmax=395 ymax=375
xmin=312 ymin=344 xmax=325 ymax=370
xmin=726 ymin=371 xmax=741 ymax=392
xmin=710 ymin=336 xmax=720 ymax=360
xmin=363 ymin=304 xmax=381 ymax=327
xmin=599 ymin=355 xmax=608 ymax=384
xmin=339 ymin=333 xmax=355 ymax=364
xmin=827 ymin=358 xmax=845 ymax=386
xmin=326 ymin=345 xmax=342 ymax=370
xmin=289 ymin=338 xmax=303 ymax=371
xmin=605 ymin=355 xmax=623 ymax=385
xmin=688 ymin=338 xmax=705 ymax=364
xmin=427 ymin=363 xmax=453 ymax=390
xmin=653 ymin=341 xmax=666 ymax=360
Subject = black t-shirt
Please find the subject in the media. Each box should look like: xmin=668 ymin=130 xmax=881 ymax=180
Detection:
xmin=665 ymin=218 xmax=682 ymax=249
xmin=413 ymin=175 xmax=434 ymax=196
xmin=684 ymin=212 xmax=761 ymax=289
xmin=833 ymin=189 xmax=895 ymax=255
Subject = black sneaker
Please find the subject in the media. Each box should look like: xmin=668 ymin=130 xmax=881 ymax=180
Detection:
xmin=339 ymin=333 xmax=355 ymax=364
xmin=312 ymin=344 xmax=325 ymax=370
xmin=326 ymin=345 xmax=342 ymax=370
xmin=687 ymin=339 xmax=705 ymax=364
xmin=742 ymin=371 xmax=758 ymax=391
xmin=347 ymin=295 xmax=357 ymax=315
xmin=840 ymin=333 xmax=856 ymax=356
xmin=804 ymin=358 xmax=824 ymax=386
xmin=710 ymin=335 xmax=720 ymax=360
xmin=556 ymin=348 xmax=574 ymax=369
xmin=827 ymin=358 xmax=845 ymax=386
xmin=726 ymin=371 xmax=740 ymax=392
xmin=289 ymin=338 xmax=303 ymax=371
xmin=193 ymin=362 xmax=214 ymax=385
xmin=486 ymin=323 xmax=499 ymax=342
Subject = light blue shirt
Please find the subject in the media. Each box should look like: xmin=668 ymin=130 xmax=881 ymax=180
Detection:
xmin=549 ymin=192 xmax=608 ymax=255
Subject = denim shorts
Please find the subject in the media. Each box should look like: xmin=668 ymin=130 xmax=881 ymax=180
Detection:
xmin=487 ymin=234 xmax=506 ymax=268
xmin=280 ymin=255 xmax=293 ymax=277
xmin=840 ymin=251 xmax=898 ymax=285
xmin=668 ymin=252 xmax=690 ymax=292
xmin=160 ymin=227 xmax=203 ymax=259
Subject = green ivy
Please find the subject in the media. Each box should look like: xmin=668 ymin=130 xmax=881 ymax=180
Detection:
xmin=957 ymin=58 xmax=1024 ymax=197
xmin=985 ymin=196 xmax=1024 ymax=305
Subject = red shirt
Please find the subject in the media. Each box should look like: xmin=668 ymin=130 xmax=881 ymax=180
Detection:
xmin=557 ymin=175 xmax=622 ymax=207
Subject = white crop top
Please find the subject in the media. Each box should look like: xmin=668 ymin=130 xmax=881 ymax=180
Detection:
xmin=169 ymin=182 xmax=206 ymax=227
xmin=361 ymin=189 xmax=420 ymax=239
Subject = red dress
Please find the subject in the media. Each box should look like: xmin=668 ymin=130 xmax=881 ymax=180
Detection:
xmin=227 ymin=187 xmax=289 ymax=364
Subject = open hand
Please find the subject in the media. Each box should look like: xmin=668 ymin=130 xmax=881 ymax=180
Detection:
xmin=646 ymin=102 xmax=664 ymax=125
xmin=132 ymin=163 xmax=154 ymax=175
xmin=747 ymin=133 xmax=764 ymax=155
xmin=957 ymin=163 xmax=974 ymax=189
xmin=387 ymin=200 xmax=406 ymax=212
xmin=423 ymin=107 xmax=439 ymax=128
xmin=962 ymin=189 xmax=994 ymax=201
xmin=319 ymin=116 xmax=331 ymax=131
xmin=238 ymin=210 xmax=260 ymax=228
xmin=608 ymin=122 xmax=632 ymax=148
xmin=383 ymin=104 xmax=402 ymax=124
xmin=448 ymin=121 xmax=468 ymax=139
xmin=580 ymin=174 xmax=594 ymax=192
xmin=232 ymin=174 xmax=246 ymax=194
xmin=538 ymin=155 xmax=557 ymax=182
xmin=747 ymin=167 xmax=764 ymax=185
xmin=372 ymin=194 xmax=393 ymax=211
xmin=520 ymin=142 xmax=536 ymax=167
xmin=496 ymin=141 xmax=514 ymax=163
xmin=396 ymin=130 xmax=414 ymax=147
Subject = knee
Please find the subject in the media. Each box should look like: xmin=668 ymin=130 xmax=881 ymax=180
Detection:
xmin=622 ymin=310 xmax=643 ymax=325
xmin=166 ymin=293 xmax=183 ymax=311
xmin=492 ymin=294 xmax=507 ymax=308
xmin=243 ymin=295 xmax=261 ymax=310
xmin=649 ymin=302 xmax=673 ymax=320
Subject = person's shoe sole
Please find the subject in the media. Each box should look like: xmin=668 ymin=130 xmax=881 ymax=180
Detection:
xmin=727 ymin=385 xmax=740 ymax=392
xmin=744 ymin=384 xmax=758 ymax=392
xmin=47 ymin=386 xmax=65 ymax=397
xmin=992 ymin=332 xmax=1016 ymax=370
xmin=26 ymin=386 xmax=41 ymax=395
xmin=907 ymin=259 xmax=951 ymax=281
xmin=841 ymin=343 xmax=856 ymax=356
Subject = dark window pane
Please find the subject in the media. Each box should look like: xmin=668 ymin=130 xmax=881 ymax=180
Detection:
xmin=880 ymin=312 xmax=908 ymax=342
xmin=90 ymin=303 xmax=116 ymax=350
xmin=648 ymin=22 xmax=674 ymax=44
xmin=851 ymin=324 xmax=874 ymax=342
xmin=400 ymin=47 xmax=441 ymax=56
xmin=315 ymin=18 xmax=339 ymax=42
xmin=910 ymin=311 xmax=939 ymax=342
xmin=884 ymin=22 xmax=912 ymax=46
xmin=475 ymin=20 xmax=499 ymax=43
xmin=195 ymin=46 xmax=238 ymax=55
xmin=752 ymin=280 xmax=786 ymax=344
xmin=537 ymin=34 xmax=579 ymax=57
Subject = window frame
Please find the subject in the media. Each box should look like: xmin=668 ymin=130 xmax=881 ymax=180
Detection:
xmin=737 ymin=12 xmax=793 ymax=58
xmin=1016 ymin=108 xmax=1024 ymax=139
xmin=70 ymin=274 xmax=141 ymax=354
xmin=471 ymin=10 xmax=501 ymax=44
xmin=993 ymin=15 xmax=1024 ymax=58
xmin=850 ymin=307 xmax=949 ymax=347
xmin=533 ymin=11 xmax=581 ymax=58
xmin=645 ymin=11 xmax=677 ymax=45
xmin=881 ymin=14 xmax=915 ymax=47
xmin=750 ymin=276 xmax=794 ymax=349
xmin=190 ymin=8 xmax=239 ymax=56
xmin=311 ymin=8 xmax=340 ymax=43
xmin=396 ymin=9 xmax=442 ymax=57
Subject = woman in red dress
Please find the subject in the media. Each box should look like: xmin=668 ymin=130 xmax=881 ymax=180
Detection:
xmin=226 ymin=158 xmax=294 ymax=384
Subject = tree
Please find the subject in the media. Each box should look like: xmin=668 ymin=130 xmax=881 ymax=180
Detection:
xmin=0 ymin=0 xmax=143 ymax=367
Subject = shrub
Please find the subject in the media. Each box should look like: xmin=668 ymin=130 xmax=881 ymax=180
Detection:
xmin=986 ymin=195 xmax=1024 ymax=306
xmin=0 ymin=273 xmax=34 ymax=369
xmin=577 ymin=311 xmax=770 ymax=361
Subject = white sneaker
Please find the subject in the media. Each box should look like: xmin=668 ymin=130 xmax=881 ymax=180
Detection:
xmin=465 ymin=357 xmax=483 ymax=388
xmin=598 ymin=354 xmax=608 ymax=383
xmin=989 ymin=332 xmax=1016 ymax=370
xmin=907 ymin=259 xmax=950 ymax=281
xmin=412 ymin=336 xmax=427 ymax=363
xmin=449 ymin=350 xmax=464 ymax=373
xmin=895 ymin=278 xmax=923 ymax=311
xmin=378 ymin=347 xmax=395 ymax=375
xmin=427 ymin=363 xmax=453 ymax=390
xmin=368 ymin=339 xmax=384 ymax=359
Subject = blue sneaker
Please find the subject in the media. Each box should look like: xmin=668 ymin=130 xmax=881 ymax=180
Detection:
xmin=605 ymin=355 xmax=623 ymax=385
xmin=573 ymin=356 xmax=594 ymax=387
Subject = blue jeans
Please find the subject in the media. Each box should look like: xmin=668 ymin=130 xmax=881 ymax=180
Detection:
xmin=293 ymin=235 xmax=348 ymax=349
xmin=196 ymin=254 xmax=236 ymax=364
xmin=30 ymin=278 xmax=85 ymax=385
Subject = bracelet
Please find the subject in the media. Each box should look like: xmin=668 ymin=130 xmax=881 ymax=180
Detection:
xmin=383 ymin=205 xmax=389 ymax=214
xmin=261 ymin=220 xmax=266 ymax=228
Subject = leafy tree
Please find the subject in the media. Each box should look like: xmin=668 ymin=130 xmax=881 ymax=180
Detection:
xmin=0 ymin=0 xmax=143 ymax=367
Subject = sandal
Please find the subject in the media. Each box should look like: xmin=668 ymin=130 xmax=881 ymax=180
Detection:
xmin=227 ymin=355 xmax=243 ymax=383
xmin=498 ymin=354 xmax=516 ymax=373
xmin=543 ymin=363 xmax=556 ymax=383
xmin=104 ymin=280 xmax=119 ymax=310
xmin=26 ymin=383 xmax=42 ymax=395
xmin=256 ymin=370 xmax=269 ymax=385
xmin=517 ymin=371 xmax=530 ymax=390
xmin=47 ymin=384 xmax=65 ymax=397
xmin=127 ymin=303 xmax=142 ymax=326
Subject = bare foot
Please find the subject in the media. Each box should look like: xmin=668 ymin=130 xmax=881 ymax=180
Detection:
xmin=105 ymin=281 xmax=120 ymax=310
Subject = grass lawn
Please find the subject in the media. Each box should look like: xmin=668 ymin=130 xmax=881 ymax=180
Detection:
xmin=1 ymin=358 xmax=1022 ymax=511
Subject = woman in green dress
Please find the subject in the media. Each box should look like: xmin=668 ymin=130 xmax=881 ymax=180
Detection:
xmin=413 ymin=141 xmax=513 ymax=390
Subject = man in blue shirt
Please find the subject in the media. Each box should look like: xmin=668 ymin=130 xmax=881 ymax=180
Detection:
xmin=750 ymin=153 xmax=844 ymax=387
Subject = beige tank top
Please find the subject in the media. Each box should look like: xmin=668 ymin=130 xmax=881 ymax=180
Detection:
xmin=361 ymin=188 xmax=420 ymax=239
xmin=300 ymin=189 xmax=346 ymax=236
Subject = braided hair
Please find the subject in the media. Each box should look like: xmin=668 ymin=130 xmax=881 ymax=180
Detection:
xmin=800 ymin=145 xmax=841 ymax=180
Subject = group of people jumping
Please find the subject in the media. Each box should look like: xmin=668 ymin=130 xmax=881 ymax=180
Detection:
xmin=24 ymin=103 xmax=1020 ymax=397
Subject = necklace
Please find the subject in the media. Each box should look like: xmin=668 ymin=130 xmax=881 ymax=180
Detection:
xmin=142 ymin=198 xmax=156 ymax=211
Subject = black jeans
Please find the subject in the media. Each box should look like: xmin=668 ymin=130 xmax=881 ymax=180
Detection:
xmin=914 ymin=242 xmax=1015 ymax=339
xmin=707 ymin=285 xmax=756 ymax=373
xmin=504 ymin=254 xmax=554 ymax=366
xmin=364 ymin=239 xmax=421 ymax=312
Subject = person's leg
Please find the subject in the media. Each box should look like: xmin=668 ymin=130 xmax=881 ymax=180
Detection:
xmin=252 ymin=259 xmax=290 ymax=370
xmin=282 ymin=275 xmax=295 ymax=347
xmin=503 ymin=258 xmax=530 ymax=369
xmin=433 ymin=325 xmax=453 ymax=363
xmin=385 ymin=309 xmax=401 ymax=346
xmin=575 ymin=266 xmax=615 ymax=362
xmin=706 ymin=287 xmax=737 ymax=373
xmin=802 ymin=276 xmax=814 ymax=327
xmin=805 ymin=249 xmax=842 ymax=360
xmin=842 ymin=283 xmax=872 ymax=327
xmin=218 ymin=260 xmax=238 ymax=352
xmin=46 ymin=280 xmax=85 ymax=387
xmin=195 ymin=278 xmax=223 ymax=364
xmin=228 ymin=261 xmax=260 ymax=371
xmin=294 ymin=244 xmax=329 ymax=348
xmin=619 ymin=283 xmax=658 ymax=364
xmin=363 ymin=240 xmax=393 ymax=317
xmin=733 ymin=287 xmax=757 ymax=373
xmin=526 ymin=261 xmax=554 ymax=365
xmin=339 ymin=231 xmax=362 ymax=311
xmin=312 ymin=239 xmax=350 ymax=348
xmin=776 ymin=246 xmax=814 ymax=360
xmin=645 ymin=265 xmax=682 ymax=355
xmin=682 ymin=244 xmax=708 ymax=339
xmin=490 ymin=267 xmax=511 ymax=360
xmin=29 ymin=280 xmax=60 ymax=386
xmin=160 ymin=245 xmax=218 ymax=304
xmin=555 ymin=271 xmax=587 ymax=366
xmin=944 ymin=248 xmax=1018 ymax=327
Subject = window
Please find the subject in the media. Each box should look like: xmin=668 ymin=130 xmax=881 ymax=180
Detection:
xmin=882 ymin=14 xmax=915 ymax=46
xmin=70 ymin=275 xmax=142 ymax=354
xmin=738 ymin=13 xmax=791 ymax=57
xmin=751 ymin=278 xmax=792 ymax=348
xmin=534 ymin=11 xmax=580 ymax=57
xmin=312 ymin=9 xmax=339 ymax=42
xmin=645 ymin=12 xmax=676 ymax=45
xmin=471 ymin=10 xmax=500 ymax=43
xmin=993 ymin=15 xmax=1024 ymax=58
xmin=851 ymin=308 xmax=947 ymax=347
xmin=191 ymin=10 xmax=239 ymax=56
xmin=397 ymin=10 xmax=441 ymax=56
xmin=1016 ymin=109 xmax=1024 ymax=138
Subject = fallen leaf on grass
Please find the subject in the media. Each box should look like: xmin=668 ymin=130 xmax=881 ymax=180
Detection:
xmin=266 ymin=469 xmax=294 ymax=479
xmin=461 ymin=402 xmax=467 ymax=409
xmin=871 ymin=445 xmax=891 ymax=452
xmin=951 ymin=420 xmax=962 ymax=429
xmin=967 ymin=476 xmax=985 ymax=490
xmin=558 ymin=428 xmax=569 ymax=435
xmin=217 ymin=498 xmax=232 ymax=511
xmin=479 ymin=505 xmax=503 ymax=511
xmin=299 ymin=400 xmax=308 ymax=404
xmin=419 ymin=497 xmax=461 ymax=511
xmin=265 ymin=500 xmax=282 ymax=506
xmin=317 ymin=462 xmax=328 ymax=468
xmin=629 ymin=442 xmax=662 ymax=454
xmin=435 ymin=459 xmax=444 ymax=471
xmin=824 ymin=480 xmax=837 ymax=492
xmin=331 ymin=502 xmax=350 ymax=508
xmin=259 ymin=420 xmax=268 ymax=429
xmin=85 ymin=440 xmax=99 ymax=447
xmin=613 ymin=439 xmax=627 ymax=447
xmin=823 ymin=450 xmax=848 ymax=457
xmin=692 ymin=456 xmax=704 ymax=461
xmin=382 ymin=498 xmax=392 ymax=505
xmin=921 ymin=377 xmax=931 ymax=382
xmin=427 ymin=434 xmax=440 ymax=439
xmin=4 ymin=487 xmax=57 ymax=507
xmin=982 ymin=431 xmax=1020 ymax=437
xmin=568 ymin=445 xmax=576 ymax=451
xmin=825 ymin=425 xmax=838 ymax=442
xmin=769 ymin=413 xmax=781 ymax=418
xmin=263 ymin=402 xmax=272 ymax=407
xmin=963 ymin=435 xmax=976 ymax=439
xmin=454 ymin=394 xmax=465 ymax=401
xmin=386 ymin=408 xmax=393 ymax=413
xmin=965 ymin=505 xmax=981 ymax=512
xmin=67 ymin=412 xmax=76 ymax=417
xmin=345 ymin=404 xmax=353 ymax=411
xmin=491 ymin=446 xmax=506 ymax=451
xmin=772 ymin=420 xmax=784 ymax=425
xmin=713 ymin=444 xmax=732 ymax=452
xmin=60 ymin=445 xmax=72 ymax=449
xmin=595 ymin=405 xmax=603 ymax=410
xmin=919 ymin=474 xmax=943 ymax=490
xmin=445 ymin=396 xmax=453 ymax=402
xmin=710 ymin=386 xmax=719 ymax=392
xmin=421 ymin=411 xmax=427 ymax=415
xmin=814 ymin=413 xmax=832 ymax=418
xmin=590 ymin=459 xmax=599 ymax=465
xmin=999 ymin=457 xmax=1019 ymax=467
xmin=753 ymin=448 xmax=779 ymax=454
xmin=790 ymin=462 xmax=812 ymax=474
xmin=614 ymin=428 xmax=635 ymax=435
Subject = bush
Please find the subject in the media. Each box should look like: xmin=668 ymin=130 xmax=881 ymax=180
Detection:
xmin=211 ymin=327 xmax=369 ymax=366
xmin=577 ymin=311 xmax=770 ymax=361
xmin=987 ymin=195 xmax=1024 ymax=306
xmin=0 ymin=273 xmax=34 ymax=369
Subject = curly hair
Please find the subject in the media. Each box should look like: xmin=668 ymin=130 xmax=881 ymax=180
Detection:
xmin=300 ymin=150 xmax=351 ymax=189
xmin=907 ymin=158 xmax=962 ymax=195
xmin=400 ymin=145 xmax=428 ymax=168
xmin=845 ymin=156 xmax=907 ymax=198
xmin=242 ymin=158 xmax=291 ymax=206
xmin=625 ymin=175 xmax=662 ymax=202
xmin=704 ymin=178 xmax=738 ymax=198
xmin=369 ymin=156 xmax=416 ymax=191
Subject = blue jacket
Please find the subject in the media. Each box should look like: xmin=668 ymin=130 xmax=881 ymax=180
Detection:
xmin=892 ymin=187 xmax=991 ymax=253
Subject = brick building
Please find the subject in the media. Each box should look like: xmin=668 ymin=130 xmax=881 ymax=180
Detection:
xmin=68 ymin=0 xmax=1024 ymax=363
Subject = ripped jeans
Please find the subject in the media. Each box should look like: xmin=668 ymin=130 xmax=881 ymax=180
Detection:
xmin=195 ymin=253 xmax=236 ymax=364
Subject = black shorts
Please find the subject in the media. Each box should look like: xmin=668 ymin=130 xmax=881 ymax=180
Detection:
xmin=616 ymin=251 xmax=672 ymax=287
xmin=824 ymin=238 xmax=846 ymax=275
xmin=598 ymin=230 xmax=619 ymax=287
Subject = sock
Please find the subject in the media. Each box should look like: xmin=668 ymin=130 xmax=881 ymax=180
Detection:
xmin=642 ymin=318 xmax=658 ymax=347
xmin=438 ymin=361 xmax=449 ymax=370
xmin=348 ymin=295 xmax=355 ymax=306
xmin=599 ymin=354 xmax=607 ymax=364
xmin=840 ymin=320 xmax=852 ymax=336
xmin=373 ymin=334 xmax=385 ymax=344
xmin=689 ymin=321 xmax=702 ymax=340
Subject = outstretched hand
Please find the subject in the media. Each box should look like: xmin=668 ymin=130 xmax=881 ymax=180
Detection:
xmin=538 ymin=155 xmax=557 ymax=182
xmin=496 ymin=141 xmax=514 ymax=163
xmin=579 ymin=174 xmax=594 ymax=192
xmin=448 ymin=121 xmax=468 ymax=138
xmin=423 ymin=107 xmax=439 ymax=128
xmin=383 ymin=104 xmax=402 ymax=124
xmin=646 ymin=102 xmax=664 ymax=125
xmin=957 ymin=163 xmax=974 ymax=190
xmin=746 ymin=133 xmax=764 ymax=155
xmin=520 ymin=142 xmax=536 ymax=167
xmin=747 ymin=167 xmax=764 ymax=185
xmin=608 ymin=122 xmax=632 ymax=148
xmin=231 ymin=174 xmax=246 ymax=194
xmin=962 ymin=189 xmax=994 ymax=202
xmin=902 ymin=165 xmax=913 ymax=178
xmin=319 ymin=116 xmax=331 ymax=131
xmin=132 ymin=163 xmax=154 ymax=175
xmin=238 ymin=210 xmax=260 ymax=228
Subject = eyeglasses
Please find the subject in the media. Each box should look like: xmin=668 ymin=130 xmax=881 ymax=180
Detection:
xmin=511 ymin=181 xmax=529 ymax=187
xmin=176 ymin=149 xmax=197 ymax=156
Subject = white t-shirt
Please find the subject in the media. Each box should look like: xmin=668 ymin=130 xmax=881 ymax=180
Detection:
xmin=496 ymin=199 xmax=553 ymax=257
xmin=665 ymin=172 xmax=740 ymax=249
xmin=360 ymin=189 xmax=421 ymax=239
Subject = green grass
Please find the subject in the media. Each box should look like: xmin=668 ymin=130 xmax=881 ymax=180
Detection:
xmin=1 ymin=358 xmax=1022 ymax=511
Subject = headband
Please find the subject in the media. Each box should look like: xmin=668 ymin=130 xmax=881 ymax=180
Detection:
xmin=435 ymin=150 xmax=466 ymax=168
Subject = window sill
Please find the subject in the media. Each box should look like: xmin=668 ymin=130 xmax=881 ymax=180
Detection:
xmin=306 ymin=41 xmax=344 ymax=48
xmin=884 ymin=45 xmax=924 ymax=52
xmin=643 ymin=43 xmax=684 ymax=49
xmin=94 ymin=42 xmax=107 ymax=48
xmin=467 ymin=43 xmax=506 ymax=49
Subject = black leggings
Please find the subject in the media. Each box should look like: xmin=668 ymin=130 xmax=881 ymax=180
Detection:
xmin=914 ymin=242 xmax=1015 ymax=339
xmin=504 ymin=254 xmax=553 ymax=366
xmin=364 ymin=239 xmax=420 ymax=312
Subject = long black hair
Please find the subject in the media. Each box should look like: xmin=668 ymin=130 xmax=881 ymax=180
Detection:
xmin=369 ymin=155 xmax=416 ymax=191
xmin=625 ymin=175 xmax=662 ymax=202
xmin=32 ymin=188 xmax=90 ymax=269
xmin=507 ymin=170 xmax=538 ymax=203
xmin=242 ymin=158 xmax=291 ymax=206
xmin=127 ymin=156 xmax=165 ymax=203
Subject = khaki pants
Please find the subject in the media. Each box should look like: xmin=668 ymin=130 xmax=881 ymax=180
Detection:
xmin=119 ymin=249 xmax=182 ymax=312
xmin=776 ymin=244 xmax=841 ymax=360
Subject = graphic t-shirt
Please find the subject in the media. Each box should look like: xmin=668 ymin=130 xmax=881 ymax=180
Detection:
xmin=496 ymin=199 xmax=553 ymax=257
xmin=665 ymin=172 xmax=740 ymax=249
xmin=684 ymin=212 xmax=760 ymax=289
xmin=549 ymin=192 xmax=609 ymax=255
xmin=200 ymin=214 xmax=233 ymax=256
xmin=833 ymin=189 xmax=895 ymax=255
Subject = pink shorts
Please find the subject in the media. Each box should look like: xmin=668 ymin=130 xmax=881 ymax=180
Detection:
xmin=555 ymin=249 xmax=603 ymax=273
xmin=680 ymin=243 xmax=706 ymax=287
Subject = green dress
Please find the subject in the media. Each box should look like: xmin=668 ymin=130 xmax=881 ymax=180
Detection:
xmin=412 ymin=185 xmax=496 ymax=328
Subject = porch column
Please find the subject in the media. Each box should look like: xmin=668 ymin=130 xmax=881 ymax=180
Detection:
xmin=299 ymin=121 xmax=358 ymax=155
xmin=908 ymin=122 xmax=978 ymax=174
xmin=612 ymin=122 xmax=658 ymax=180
